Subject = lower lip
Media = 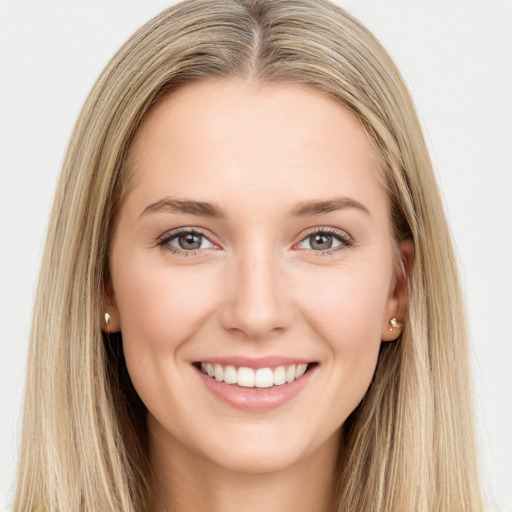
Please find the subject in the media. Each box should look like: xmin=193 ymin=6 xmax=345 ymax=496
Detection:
xmin=194 ymin=365 xmax=317 ymax=412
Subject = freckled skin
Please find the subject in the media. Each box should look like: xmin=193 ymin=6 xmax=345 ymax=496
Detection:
xmin=106 ymin=79 xmax=410 ymax=511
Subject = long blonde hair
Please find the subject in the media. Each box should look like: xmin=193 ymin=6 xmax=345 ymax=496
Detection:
xmin=14 ymin=1 xmax=482 ymax=510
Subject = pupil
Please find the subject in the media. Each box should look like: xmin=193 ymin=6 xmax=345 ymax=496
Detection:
xmin=311 ymin=233 xmax=332 ymax=250
xmin=179 ymin=233 xmax=201 ymax=250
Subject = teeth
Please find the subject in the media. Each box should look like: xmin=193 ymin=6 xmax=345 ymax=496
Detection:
xmin=255 ymin=368 xmax=274 ymax=388
xmin=199 ymin=362 xmax=311 ymax=388
xmin=295 ymin=363 xmax=308 ymax=379
xmin=223 ymin=365 xmax=237 ymax=384
xmin=238 ymin=367 xmax=255 ymax=388
xmin=214 ymin=364 xmax=224 ymax=381
xmin=273 ymin=366 xmax=286 ymax=385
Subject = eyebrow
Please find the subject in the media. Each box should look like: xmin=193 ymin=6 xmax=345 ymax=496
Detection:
xmin=287 ymin=197 xmax=370 ymax=217
xmin=139 ymin=195 xmax=370 ymax=219
xmin=139 ymin=197 xmax=227 ymax=219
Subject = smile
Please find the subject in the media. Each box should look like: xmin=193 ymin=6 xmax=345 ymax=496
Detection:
xmin=199 ymin=362 xmax=310 ymax=388
xmin=193 ymin=360 xmax=318 ymax=412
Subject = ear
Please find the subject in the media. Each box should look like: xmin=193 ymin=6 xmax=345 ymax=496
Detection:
xmin=381 ymin=238 xmax=414 ymax=341
xmin=101 ymin=278 xmax=121 ymax=333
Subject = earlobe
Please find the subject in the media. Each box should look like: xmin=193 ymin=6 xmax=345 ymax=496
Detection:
xmin=382 ymin=316 xmax=403 ymax=342
xmin=381 ymin=238 xmax=414 ymax=342
xmin=102 ymin=304 xmax=121 ymax=333
xmin=101 ymin=280 xmax=121 ymax=333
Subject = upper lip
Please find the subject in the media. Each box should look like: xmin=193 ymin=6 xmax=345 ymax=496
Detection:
xmin=192 ymin=356 xmax=315 ymax=369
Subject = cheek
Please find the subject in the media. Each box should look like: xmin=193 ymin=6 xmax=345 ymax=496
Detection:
xmin=114 ymin=256 xmax=216 ymax=349
xmin=296 ymin=264 xmax=390 ymax=411
xmin=110 ymin=251 xmax=219 ymax=406
xmin=298 ymin=262 xmax=390 ymax=345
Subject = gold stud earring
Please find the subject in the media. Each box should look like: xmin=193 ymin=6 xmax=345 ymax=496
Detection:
xmin=104 ymin=312 xmax=111 ymax=331
xmin=387 ymin=317 xmax=403 ymax=336
xmin=389 ymin=317 xmax=402 ymax=332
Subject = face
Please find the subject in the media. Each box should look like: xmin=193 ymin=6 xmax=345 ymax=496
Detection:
xmin=105 ymin=79 xmax=410 ymax=474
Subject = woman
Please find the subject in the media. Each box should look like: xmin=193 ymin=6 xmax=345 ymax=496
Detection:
xmin=13 ymin=0 xmax=483 ymax=510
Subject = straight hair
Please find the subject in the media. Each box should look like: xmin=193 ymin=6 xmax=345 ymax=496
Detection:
xmin=14 ymin=1 xmax=482 ymax=510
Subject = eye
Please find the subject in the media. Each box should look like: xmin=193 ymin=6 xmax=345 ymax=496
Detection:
xmin=158 ymin=228 xmax=215 ymax=255
xmin=296 ymin=228 xmax=352 ymax=254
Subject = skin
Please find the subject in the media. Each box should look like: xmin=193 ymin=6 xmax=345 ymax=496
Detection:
xmin=104 ymin=79 xmax=412 ymax=512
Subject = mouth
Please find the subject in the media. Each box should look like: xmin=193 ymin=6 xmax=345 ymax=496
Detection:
xmin=194 ymin=361 xmax=318 ymax=389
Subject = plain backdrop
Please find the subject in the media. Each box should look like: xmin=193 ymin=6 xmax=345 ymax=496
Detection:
xmin=0 ymin=1 xmax=511 ymax=511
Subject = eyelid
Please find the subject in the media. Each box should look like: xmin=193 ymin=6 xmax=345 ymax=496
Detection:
xmin=157 ymin=225 xmax=353 ymax=258
xmin=157 ymin=227 xmax=219 ymax=256
xmin=294 ymin=226 xmax=353 ymax=255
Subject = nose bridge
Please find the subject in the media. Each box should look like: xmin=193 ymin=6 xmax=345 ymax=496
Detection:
xmin=219 ymin=238 xmax=293 ymax=340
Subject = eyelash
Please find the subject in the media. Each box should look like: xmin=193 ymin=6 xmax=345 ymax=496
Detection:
xmin=298 ymin=227 xmax=353 ymax=256
xmin=157 ymin=228 xmax=212 ymax=257
xmin=157 ymin=227 xmax=353 ymax=257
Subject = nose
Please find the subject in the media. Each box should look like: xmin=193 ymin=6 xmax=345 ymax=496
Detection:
xmin=218 ymin=244 xmax=294 ymax=341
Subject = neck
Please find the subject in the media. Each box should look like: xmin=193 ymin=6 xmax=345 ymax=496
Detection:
xmin=147 ymin=419 xmax=341 ymax=512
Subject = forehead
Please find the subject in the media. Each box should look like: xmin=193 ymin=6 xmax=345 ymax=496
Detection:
xmin=123 ymin=79 xmax=387 ymax=217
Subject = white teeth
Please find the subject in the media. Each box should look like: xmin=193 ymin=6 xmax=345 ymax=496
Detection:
xmin=238 ymin=367 xmax=255 ymax=388
xmin=295 ymin=363 xmax=308 ymax=379
xmin=223 ymin=365 xmax=237 ymax=384
xmin=214 ymin=364 xmax=224 ymax=381
xmin=255 ymin=368 xmax=274 ymax=388
xmin=199 ymin=362 xmax=312 ymax=388
xmin=273 ymin=366 xmax=286 ymax=385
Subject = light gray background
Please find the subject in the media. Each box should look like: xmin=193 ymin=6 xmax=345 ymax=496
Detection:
xmin=1 ymin=1 xmax=511 ymax=511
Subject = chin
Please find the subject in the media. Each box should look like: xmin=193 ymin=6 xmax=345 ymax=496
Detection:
xmin=207 ymin=445 xmax=305 ymax=475
xmin=195 ymin=422 xmax=324 ymax=474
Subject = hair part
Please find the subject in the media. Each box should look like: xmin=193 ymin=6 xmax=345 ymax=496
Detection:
xmin=14 ymin=1 xmax=482 ymax=510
